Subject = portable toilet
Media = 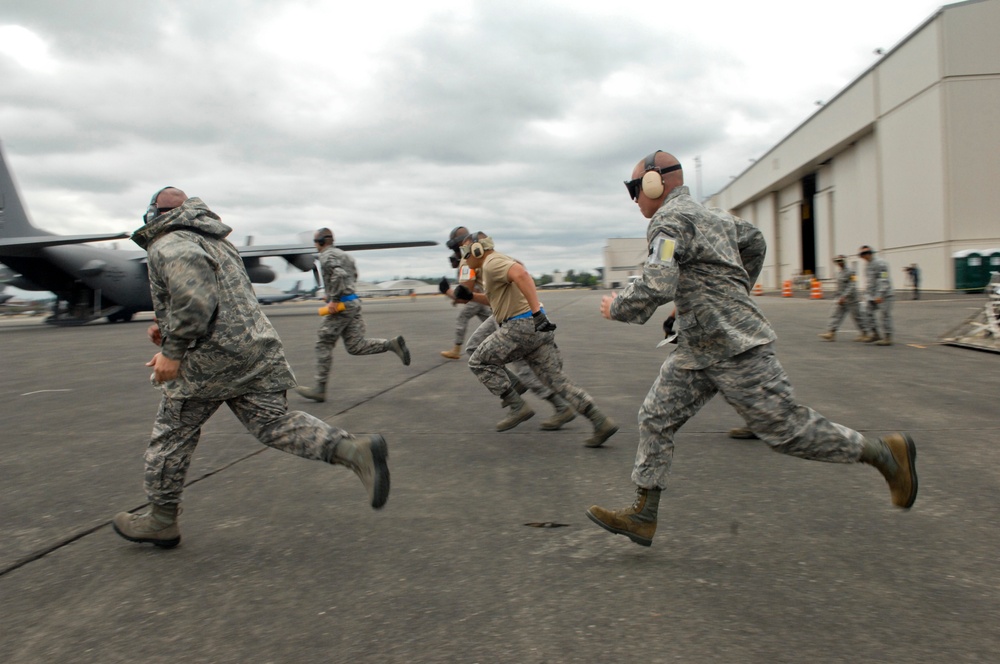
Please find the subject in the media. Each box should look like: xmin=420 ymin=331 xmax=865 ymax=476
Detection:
xmin=953 ymin=250 xmax=987 ymax=293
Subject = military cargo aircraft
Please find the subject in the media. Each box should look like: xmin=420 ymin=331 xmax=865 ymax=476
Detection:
xmin=0 ymin=143 xmax=435 ymax=325
xmin=254 ymin=280 xmax=320 ymax=305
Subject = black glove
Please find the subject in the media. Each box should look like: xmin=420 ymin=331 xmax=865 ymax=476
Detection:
xmin=438 ymin=277 xmax=451 ymax=294
xmin=868 ymin=300 xmax=878 ymax=310
xmin=662 ymin=315 xmax=677 ymax=344
xmin=449 ymin=255 xmax=460 ymax=269
xmin=533 ymin=310 xmax=556 ymax=332
xmin=454 ymin=284 xmax=473 ymax=302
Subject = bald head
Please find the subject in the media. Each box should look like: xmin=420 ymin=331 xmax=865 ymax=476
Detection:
xmin=155 ymin=187 xmax=187 ymax=211
xmin=628 ymin=150 xmax=684 ymax=218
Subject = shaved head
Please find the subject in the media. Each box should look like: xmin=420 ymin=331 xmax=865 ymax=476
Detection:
xmin=630 ymin=150 xmax=684 ymax=218
xmin=155 ymin=187 xmax=187 ymax=210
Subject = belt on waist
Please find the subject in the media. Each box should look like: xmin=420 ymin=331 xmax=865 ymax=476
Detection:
xmin=501 ymin=310 xmax=533 ymax=325
xmin=336 ymin=293 xmax=359 ymax=302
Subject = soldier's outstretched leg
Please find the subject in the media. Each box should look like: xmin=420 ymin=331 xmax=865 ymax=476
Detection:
xmin=326 ymin=434 xmax=391 ymax=509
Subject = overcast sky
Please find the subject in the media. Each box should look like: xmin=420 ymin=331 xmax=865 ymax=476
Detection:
xmin=0 ymin=0 xmax=950 ymax=285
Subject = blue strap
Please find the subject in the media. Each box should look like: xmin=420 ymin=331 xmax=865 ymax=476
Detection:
xmin=338 ymin=293 xmax=359 ymax=302
xmin=505 ymin=310 xmax=533 ymax=323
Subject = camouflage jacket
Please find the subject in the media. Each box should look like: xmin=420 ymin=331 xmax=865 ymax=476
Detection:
xmin=865 ymin=257 xmax=893 ymax=300
xmin=609 ymin=186 xmax=776 ymax=369
xmin=131 ymin=198 xmax=296 ymax=399
xmin=319 ymin=245 xmax=358 ymax=301
xmin=834 ymin=265 xmax=858 ymax=301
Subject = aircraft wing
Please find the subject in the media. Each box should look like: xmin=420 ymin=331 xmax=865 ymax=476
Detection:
xmin=0 ymin=232 xmax=130 ymax=251
xmin=236 ymin=240 xmax=437 ymax=259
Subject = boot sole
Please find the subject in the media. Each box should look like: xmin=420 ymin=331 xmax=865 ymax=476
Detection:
xmin=112 ymin=522 xmax=181 ymax=549
xmin=585 ymin=509 xmax=652 ymax=547
xmin=368 ymin=435 xmax=391 ymax=510
xmin=888 ymin=433 xmax=918 ymax=509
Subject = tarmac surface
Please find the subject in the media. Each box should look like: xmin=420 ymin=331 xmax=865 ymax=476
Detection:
xmin=1 ymin=289 xmax=998 ymax=663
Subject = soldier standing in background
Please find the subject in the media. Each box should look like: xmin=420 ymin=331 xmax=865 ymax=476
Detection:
xmin=439 ymin=226 xmax=491 ymax=359
xmin=296 ymin=228 xmax=410 ymax=402
xmin=818 ymin=254 xmax=865 ymax=341
xmin=586 ymin=151 xmax=917 ymax=547
xmin=858 ymin=245 xmax=895 ymax=346
xmin=461 ymin=233 xmax=618 ymax=446
xmin=114 ymin=189 xmax=390 ymax=548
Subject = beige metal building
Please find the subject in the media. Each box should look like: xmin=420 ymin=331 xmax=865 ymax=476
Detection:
xmin=702 ymin=0 xmax=1000 ymax=291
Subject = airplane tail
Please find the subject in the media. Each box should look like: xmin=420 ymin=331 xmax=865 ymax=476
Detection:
xmin=0 ymin=141 xmax=51 ymax=240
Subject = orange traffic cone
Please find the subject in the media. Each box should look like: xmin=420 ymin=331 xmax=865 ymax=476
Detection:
xmin=753 ymin=282 xmax=764 ymax=296
xmin=810 ymin=279 xmax=823 ymax=299
xmin=782 ymin=280 xmax=792 ymax=297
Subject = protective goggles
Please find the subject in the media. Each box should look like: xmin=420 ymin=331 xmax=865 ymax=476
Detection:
xmin=624 ymin=163 xmax=682 ymax=201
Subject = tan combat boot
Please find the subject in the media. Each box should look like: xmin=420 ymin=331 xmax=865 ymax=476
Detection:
xmin=540 ymin=393 xmax=576 ymax=431
xmin=818 ymin=331 xmax=835 ymax=341
xmin=583 ymin=406 xmax=618 ymax=447
xmin=853 ymin=334 xmax=869 ymax=342
xmin=440 ymin=344 xmax=462 ymax=359
xmin=113 ymin=503 xmax=181 ymax=548
xmin=864 ymin=333 xmax=881 ymax=343
xmin=586 ymin=487 xmax=660 ymax=547
xmin=328 ymin=434 xmax=390 ymax=509
xmin=728 ymin=427 xmax=759 ymax=440
xmin=296 ymin=383 xmax=326 ymax=402
xmin=875 ymin=335 xmax=893 ymax=346
xmin=496 ymin=390 xmax=535 ymax=431
xmin=861 ymin=433 xmax=918 ymax=508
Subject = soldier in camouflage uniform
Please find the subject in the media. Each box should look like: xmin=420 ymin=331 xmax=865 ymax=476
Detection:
xmin=462 ymin=233 xmax=617 ymax=446
xmin=586 ymin=151 xmax=918 ymax=547
xmin=818 ymin=254 xmax=865 ymax=342
xmin=456 ymin=232 xmax=575 ymax=431
xmin=296 ymin=228 xmax=410 ymax=402
xmin=858 ymin=245 xmax=895 ymax=346
xmin=113 ymin=189 xmax=390 ymax=548
xmin=439 ymin=226 xmax=492 ymax=359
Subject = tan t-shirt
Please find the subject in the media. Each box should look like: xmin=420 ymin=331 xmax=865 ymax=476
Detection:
xmin=481 ymin=252 xmax=530 ymax=322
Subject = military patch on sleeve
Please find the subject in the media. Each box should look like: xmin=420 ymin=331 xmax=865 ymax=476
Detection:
xmin=647 ymin=233 xmax=677 ymax=266
xmin=459 ymin=265 xmax=475 ymax=281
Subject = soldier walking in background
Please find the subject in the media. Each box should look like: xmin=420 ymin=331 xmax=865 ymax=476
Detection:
xmin=114 ymin=190 xmax=390 ymax=548
xmin=296 ymin=227 xmax=410 ymax=402
xmin=818 ymin=254 xmax=865 ymax=342
xmin=586 ymin=151 xmax=917 ymax=547
xmin=858 ymin=245 xmax=895 ymax=346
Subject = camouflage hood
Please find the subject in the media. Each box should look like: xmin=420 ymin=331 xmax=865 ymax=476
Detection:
xmin=131 ymin=197 xmax=232 ymax=250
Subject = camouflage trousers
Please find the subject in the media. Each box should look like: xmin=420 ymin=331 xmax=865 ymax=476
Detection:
xmin=468 ymin=317 xmax=591 ymax=410
xmin=454 ymin=301 xmax=491 ymax=345
xmin=861 ymin=297 xmax=894 ymax=338
xmin=827 ymin=298 xmax=864 ymax=333
xmin=634 ymin=343 xmax=866 ymax=489
xmin=144 ymin=391 xmax=352 ymax=505
xmin=466 ymin=315 xmax=554 ymax=399
xmin=314 ymin=303 xmax=390 ymax=385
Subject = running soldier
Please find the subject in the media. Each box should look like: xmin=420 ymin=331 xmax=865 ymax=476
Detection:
xmin=462 ymin=233 xmax=617 ymax=446
xmin=586 ymin=151 xmax=917 ymax=547
xmin=113 ymin=189 xmax=389 ymax=548
xmin=296 ymin=228 xmax=410 ymax=402
xmin=439 ymin=226 xmax=491 ymax=359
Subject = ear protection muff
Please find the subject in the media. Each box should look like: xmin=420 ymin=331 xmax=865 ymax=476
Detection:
xmin=143 ymin=186 xmax=177 ymax=224
xmin=469 ymin=234 xmax=494 ymax=259
xmin=640 ymin=152 xmax=665 ymax=200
